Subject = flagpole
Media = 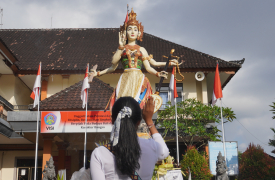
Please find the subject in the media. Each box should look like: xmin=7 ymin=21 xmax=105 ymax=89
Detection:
xmin=175 ymin=98 xmax=180 ymax=166
xmin=34 ymin=62 xmax=41 ymax=180
xmin=220 ymin=98 xmax=227 ymax=166
xmin=84 ymin=63 xmax=89 ymax=168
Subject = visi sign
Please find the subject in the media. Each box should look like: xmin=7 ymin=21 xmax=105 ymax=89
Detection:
xmin=41 ymin=111 xmax=112 ymax=133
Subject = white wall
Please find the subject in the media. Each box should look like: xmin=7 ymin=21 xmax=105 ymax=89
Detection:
xmin=47 ymin=75 xmax=63 ymax=98
xmin=47 ymin=74 xmax=89 ymax=98
xmin=14 ymin=77 xmax=32 ymax=105
xmin=0 ymin=75 xmax=15 ymax=104
xmin=183 ymin=73 xmax=197 ymax=100
xmin=0 ymin=75 xmax=32 ymax=106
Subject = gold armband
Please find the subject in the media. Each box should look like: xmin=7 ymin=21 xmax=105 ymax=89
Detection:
xmin=97 ymin=71 xmax=101 ymax=77
xmin=142 ymin=54 xmax=153 ymax=62
xmin=149 ymin=54 xmax=153 ymax=60
xmin=156 ymin=72 xmax=160 ymax=77
xmin=118 ymin=46 xmax=125 ymax=50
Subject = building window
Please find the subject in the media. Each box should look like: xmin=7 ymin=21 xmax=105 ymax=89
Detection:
xmin=156 ymin=83 xmax=183 ymax=110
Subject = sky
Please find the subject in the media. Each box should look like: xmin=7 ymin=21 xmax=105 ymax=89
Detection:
xmin=1 ymin=0 xmax=275 ymax=155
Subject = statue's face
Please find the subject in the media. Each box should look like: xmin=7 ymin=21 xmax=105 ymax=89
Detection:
xmin=127 ymin=25 xmax=139 ymax=41
xmin=49 ymin=163 xmax=53 ymax=168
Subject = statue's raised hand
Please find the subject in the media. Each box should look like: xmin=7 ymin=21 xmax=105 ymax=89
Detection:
xmin=119 ymin=31 xmax=126 ymax=47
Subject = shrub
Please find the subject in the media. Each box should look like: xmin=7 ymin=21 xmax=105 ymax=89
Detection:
xmin=180 ymin=146 xmax=212 ymax=180
xmin=239 ymin=143 xmax=275 ymax=179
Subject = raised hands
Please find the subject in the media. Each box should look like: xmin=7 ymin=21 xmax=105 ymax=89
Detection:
xmin=118 ymin=31 xmax=126 ymax=47
xmin=142 ymin=97 xmax=155 ymax=125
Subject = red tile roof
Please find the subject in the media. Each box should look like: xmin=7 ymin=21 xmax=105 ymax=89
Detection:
xmin=0 ymin=28 xmax=243 ymax=74
xmin=39 ymin=77 xmax=113 ymax=110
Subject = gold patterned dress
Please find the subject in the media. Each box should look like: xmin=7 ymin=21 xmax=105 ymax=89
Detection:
xmin=108 ymin=45 xmax=152 ymax=110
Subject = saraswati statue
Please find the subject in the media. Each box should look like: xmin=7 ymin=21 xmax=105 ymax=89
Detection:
xmin=90 ymin=7 xmax=182 ymax=111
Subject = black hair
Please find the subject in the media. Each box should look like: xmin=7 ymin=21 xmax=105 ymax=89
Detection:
xmin=112 ymin=96 xmax=142 ymax=176
xmin=125 ymin=39 xmax=139 ymax=45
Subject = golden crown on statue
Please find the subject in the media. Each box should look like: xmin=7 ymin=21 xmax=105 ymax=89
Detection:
xmin=120 ymin=8 xmax=144 ymax=41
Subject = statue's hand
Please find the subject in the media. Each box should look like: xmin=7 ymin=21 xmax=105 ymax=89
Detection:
xmin=170 ymin=59 xmax=183 ymax=66
xmin=119 ymin=31 xmax=126 ymax=47
xmin=159 ymin=71 xmax=168 ymax=79
xmin=89 ymin=69 xmax=97 ymax=77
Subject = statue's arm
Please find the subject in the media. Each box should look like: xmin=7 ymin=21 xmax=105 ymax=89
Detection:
xmin=139 ymin=47 xmax=159 ymax=74
xmin=143 ymin=60 xmax=158 ymax=75
xmin=91 ymin=50 xmax=121 ymax=77
xmin=149 ymin=58 xmax=166 ymax=67
xmin=140 ymin=47 xmax=168 ymax=78
xmin=140 ymin=47 xmax=166 ymax=67
xmin=140 ymin=47 xmax=181 ymax=67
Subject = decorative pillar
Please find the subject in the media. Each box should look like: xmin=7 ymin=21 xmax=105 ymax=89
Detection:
xmin=202 ymin=74 xmax=208 ymax=104
xmin=42 ymin=134 xmax=56 ymax=177
xmin=196 ymin=81 xmax=202 ymax=102
xmin=56 ymin=141 xmax=69 ymax=170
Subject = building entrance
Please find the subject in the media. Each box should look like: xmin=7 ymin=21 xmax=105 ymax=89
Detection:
xmin=16 ymin=158 xmax=42 ymax=180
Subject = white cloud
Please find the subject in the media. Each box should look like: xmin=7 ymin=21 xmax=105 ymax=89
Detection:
xmin=239 ymin=143 xmax=248 ymax=152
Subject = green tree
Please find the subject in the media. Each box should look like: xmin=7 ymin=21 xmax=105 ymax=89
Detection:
xmin=270 ymin=101 xmax=275 ymax=119
xmin=268 ymin=128 xmax=275 ymax=147
xmin=239 ymin=143 xmax=275 ymax=179
xmin=156 ymin=98 xmax=236 ymax=148
xmin=269 ymin=102 xmax=275 ymax=148
xmin=238 ymin=151 xmax=243 ymax=165
xmin=180 ymin=146 xmax=212 ymax=180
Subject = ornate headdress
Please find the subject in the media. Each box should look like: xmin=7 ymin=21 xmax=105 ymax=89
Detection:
xmin=46 ymin=156 xmax=55 ymax=167
xmin=217 ymin=151 xmax=225 ymax=161
xmin=120 ymin=8 xmax=144 ymax=41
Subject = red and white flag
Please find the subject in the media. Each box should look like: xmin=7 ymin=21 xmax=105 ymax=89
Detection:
xmin=81 ymin=64 xmax=90 ymax=109
xmin=30 ymin=63 xmax=41 ymax=108
xmin=125 ymin=11 xmax=128 ymax=24
xmin=212 ymin=63 xmax=223 ymax=105
xmin=169 ymin=67 xmax=178 ymax=105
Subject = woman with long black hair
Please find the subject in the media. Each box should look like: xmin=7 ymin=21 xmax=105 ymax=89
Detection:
xmin=90 ymin=96 xmax=169 ymax=180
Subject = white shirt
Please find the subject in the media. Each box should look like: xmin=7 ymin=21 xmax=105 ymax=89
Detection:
xmin=90 ymin=133 xmax=169 ymax=180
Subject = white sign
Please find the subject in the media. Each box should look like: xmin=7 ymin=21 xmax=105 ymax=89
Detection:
xmin=21 ymin=169 xmax=26 ymax=176
xmin=208 ymin=141 xmax=239 ymax=175
xmin=41 ymin=111 xmax=112 ymax=133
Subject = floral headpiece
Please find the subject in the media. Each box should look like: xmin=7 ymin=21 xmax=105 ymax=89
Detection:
xmin=110 ymin=106 xmax=132 ymax=146
xmin=120 ymin=8 xmax=144 ymax=41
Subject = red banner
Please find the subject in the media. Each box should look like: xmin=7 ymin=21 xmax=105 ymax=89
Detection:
xmin=41 ymin=111 xmax=112 ymax=133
